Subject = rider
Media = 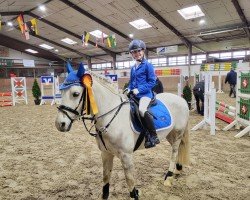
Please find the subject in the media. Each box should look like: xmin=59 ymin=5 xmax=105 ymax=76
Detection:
xmin=127 ymin=39 xmax=160 ymax=148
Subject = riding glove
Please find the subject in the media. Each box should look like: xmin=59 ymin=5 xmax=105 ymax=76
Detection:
xmin=133 ymin=88 xmax=139 ymax=95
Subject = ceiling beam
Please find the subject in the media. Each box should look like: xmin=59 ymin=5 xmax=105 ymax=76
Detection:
xmin=231 ymin=0 xmax=250 ymax=38
xmin=28 ymin=12 xmax=116 ymax=57
xmin=59 ymin=0 xmax=131 ymax=41
xmin=28 ymin=0 xmax=54 ymax=12
xmin=3 ymin=18 xmax=91 ymax=59
xmin=0 ymin=33 xmax=63 ymax=61
xmin=34 ymin=34 xmax=89 ymax=59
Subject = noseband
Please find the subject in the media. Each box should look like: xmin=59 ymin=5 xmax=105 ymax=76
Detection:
xmin=57 ymin=88 xmax=85 ymax=124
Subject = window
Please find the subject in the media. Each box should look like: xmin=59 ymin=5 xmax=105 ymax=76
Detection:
xmin=247 ymin=50 xmax=250 ymax=55
xmin=233 ymin=51 xmax=245 ymax=58
xmin=117 ymin=62 xmax=124 ymax=69
xmin=177 ymin=56 xmax=186 ymax=65
xmin=169 ymin=57 xmax=177 ymax=66
xmin=96 ymin=64 xmax=101 ymax=69
xmin=220 ymin=52 xmax=231 ymax=59
xmin=209 ymin=53 xmax=219 ymax=58
xmin=101 ymin=63 xmax=107 ymax=68
xmin=150 ymin=58 xmax=158 ymax=65
xmin=196 ymin=54 xmax=206 ymax=64
xmin=124 ymin=61 xmax=130 ymax=68
xmin=158 ymin=58 xmax=166 ymax=66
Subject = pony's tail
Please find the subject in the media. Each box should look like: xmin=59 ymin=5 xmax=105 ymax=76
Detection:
xmin=177 ymin=121 xmax=190 ymax=166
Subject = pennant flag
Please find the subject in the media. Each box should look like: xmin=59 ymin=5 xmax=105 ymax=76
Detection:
xmin=111 ymin=34 xmax=116 ymax=48
xmin=107 ymin=36 xmax=111 ymax=48
xmin=24 ymin=23 xmax=30 ymax=40
xmin=26 ymin=21 xmax=35 ymax=36
xmin=107 ymin=34 xmax=117 ymax=48
xmin=85 ymin=32 xmax=90 ymax=43
xmin=81 ymin=34 xmax=84 ymax=46
xmin=31 ymin=18 xmax=38 ymax=35
xmin=17 ymin=14 xmax=25 ymax=33
xmin=82 ymin=31 xmax=90 ymax=47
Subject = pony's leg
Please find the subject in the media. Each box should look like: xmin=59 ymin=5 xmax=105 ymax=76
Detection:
xmin=164 ymin=132 xmax=182 ymax=187
xmin=120 ymin=153 xmax=139 ymax=200
xmin=101 ymin=151 xmax=114 ymax=200
xmin=165 ymin=125 xmax=190 ymax=187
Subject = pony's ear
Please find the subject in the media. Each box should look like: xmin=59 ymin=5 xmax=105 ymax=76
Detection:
xmin=77 ymin=62 xmax=85 ymax=78
xmin=66 ymin=62 xmax=74 ymax=73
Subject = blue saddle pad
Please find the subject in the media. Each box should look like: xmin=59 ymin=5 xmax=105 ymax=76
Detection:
xmin=131 ymin=99 xmax=172 ymax=133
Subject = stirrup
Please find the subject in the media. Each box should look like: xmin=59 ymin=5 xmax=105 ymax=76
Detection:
xmin=153 ymin=135 xmax=160 ymax=144
xmin=144 ymin=136 xmax=156 ymax=148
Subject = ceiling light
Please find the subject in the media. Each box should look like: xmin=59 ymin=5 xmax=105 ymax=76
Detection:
xmin=39 ymin=5 xmax=46 ymax=11
xmin=39 ymin=44 xmax=54 ymax=50
xmin=178 ymin=5 xmax=205 ymax=20
xmin=129 ymin=34 xmax=134 ymax=38
xmin=7 ymin=22 xmax=13 ymax=26
xmin=55 ymin=49 xmax=59 ymax=52
xmin=199 ymin=19 xmax=205 ymax=25
xmin=129 ymin=19 xmax=152 ymax=30
xmin=61 ymin=38 xmax=77 ymax=45
xmin=25 ymin=49 xmax=38 ymax=54
xmin=89 ymin=30 xmax=108 ymax=38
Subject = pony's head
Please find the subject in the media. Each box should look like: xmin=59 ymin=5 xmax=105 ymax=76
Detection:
xmin=55 ymin=62 xmax=89 ymax=132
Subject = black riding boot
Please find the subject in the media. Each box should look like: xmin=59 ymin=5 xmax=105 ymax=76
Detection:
xmin=143 ymin=111 xmax=160 ymax=148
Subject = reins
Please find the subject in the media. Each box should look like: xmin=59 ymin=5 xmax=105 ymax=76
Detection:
xmin=57 ymin=87 xmax=129 ymax=150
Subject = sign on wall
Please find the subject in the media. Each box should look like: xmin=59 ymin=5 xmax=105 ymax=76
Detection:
xmin=105 ymin=74 xmax=118 ymax=82
xmin=157 ymin=45 xmax=178 ymax=54
xmin=23 ymin=59 xmax=35 ymax=67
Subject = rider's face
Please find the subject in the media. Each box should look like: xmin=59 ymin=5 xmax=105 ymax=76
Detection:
xmin=130 ymin=49 xmax=144 ymax=60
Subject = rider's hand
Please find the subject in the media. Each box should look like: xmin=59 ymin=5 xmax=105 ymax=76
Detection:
xmin=133 ymin=88 xmax=139 ymax=95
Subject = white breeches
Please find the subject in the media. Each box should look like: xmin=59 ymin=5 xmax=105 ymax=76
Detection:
xmin=139 ymin=96 xmax=151 ymax=117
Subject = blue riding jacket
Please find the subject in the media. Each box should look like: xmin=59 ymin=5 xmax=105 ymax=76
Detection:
xmin=128 ymin=59 xmax=156 ymax=99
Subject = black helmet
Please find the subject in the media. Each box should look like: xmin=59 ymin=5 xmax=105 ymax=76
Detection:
xmin=128 ymin=40 xmax=146 ymax=52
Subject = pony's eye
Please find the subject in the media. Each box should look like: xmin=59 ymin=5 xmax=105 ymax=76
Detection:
xmin=73 ymin=92 xmax=80 ymax=97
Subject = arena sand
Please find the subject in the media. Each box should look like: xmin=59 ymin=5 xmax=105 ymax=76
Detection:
xmin=0 ymin=92 xmax=249 ymax=200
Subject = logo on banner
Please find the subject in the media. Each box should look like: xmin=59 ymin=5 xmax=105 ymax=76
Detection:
xmin=105 ymin=74 xmax=118 ymax=82
xmin=41 ymin=76 xmax=54 ymax=84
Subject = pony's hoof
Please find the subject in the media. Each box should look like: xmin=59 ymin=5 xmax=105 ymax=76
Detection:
xmin=164 ymin=176 xmax=174 ymax=187
xmin=130 ymin=189 xmax=141 ymax=199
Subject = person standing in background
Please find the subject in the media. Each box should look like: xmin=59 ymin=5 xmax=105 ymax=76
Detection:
xmin=193 ymin=80 xmax=205 ymax=116
xmin=225 ymin=68 xmax=237 ymax=98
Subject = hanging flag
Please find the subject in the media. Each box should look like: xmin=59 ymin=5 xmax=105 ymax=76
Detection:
xmin=81 ymin=34 xmax=85 ymax=46
xmin=81 ymin=31 xmax=90 ymax=47
xmin=85 ymin=32 xmax=90 ymax=44
xmin=17 ymin=14 xmax=25 ymax=33
xmin=111 ymin=34 xmax=116 ymax=48
xmin=107 ymin=36 xmax=111 ymax=48
xmin=31 ymin=18 xmax=38 ymax=35
xmin=24 ymin=23 xmax=30 ymax=40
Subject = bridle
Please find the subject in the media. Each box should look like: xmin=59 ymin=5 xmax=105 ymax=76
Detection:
xmin=57 ymin=85 xmax=129 ymax=143
xmin=57 ymin=87 xmax=86 ymax=131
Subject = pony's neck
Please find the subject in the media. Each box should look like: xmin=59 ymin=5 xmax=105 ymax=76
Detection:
xmin=92 ymin=79 xmax=121 ymax=116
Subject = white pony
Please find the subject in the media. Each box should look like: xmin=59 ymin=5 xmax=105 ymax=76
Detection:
xmin=55 ymin=63 xmax=190 ymax=200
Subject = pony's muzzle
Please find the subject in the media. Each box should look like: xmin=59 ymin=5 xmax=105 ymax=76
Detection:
xmin=55 ymin=118 xmax=72 ymax=132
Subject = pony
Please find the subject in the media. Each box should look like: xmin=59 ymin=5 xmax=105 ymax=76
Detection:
xmin=55 ymin=63 xmax=190 ymax=200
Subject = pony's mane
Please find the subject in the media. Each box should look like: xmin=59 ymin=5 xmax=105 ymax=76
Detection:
xmin=89 ymin=71 xmax=119 ymax=94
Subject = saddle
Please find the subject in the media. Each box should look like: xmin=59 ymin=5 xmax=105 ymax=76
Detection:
xmin=129 ymin=95 xmax=172 ymax=134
